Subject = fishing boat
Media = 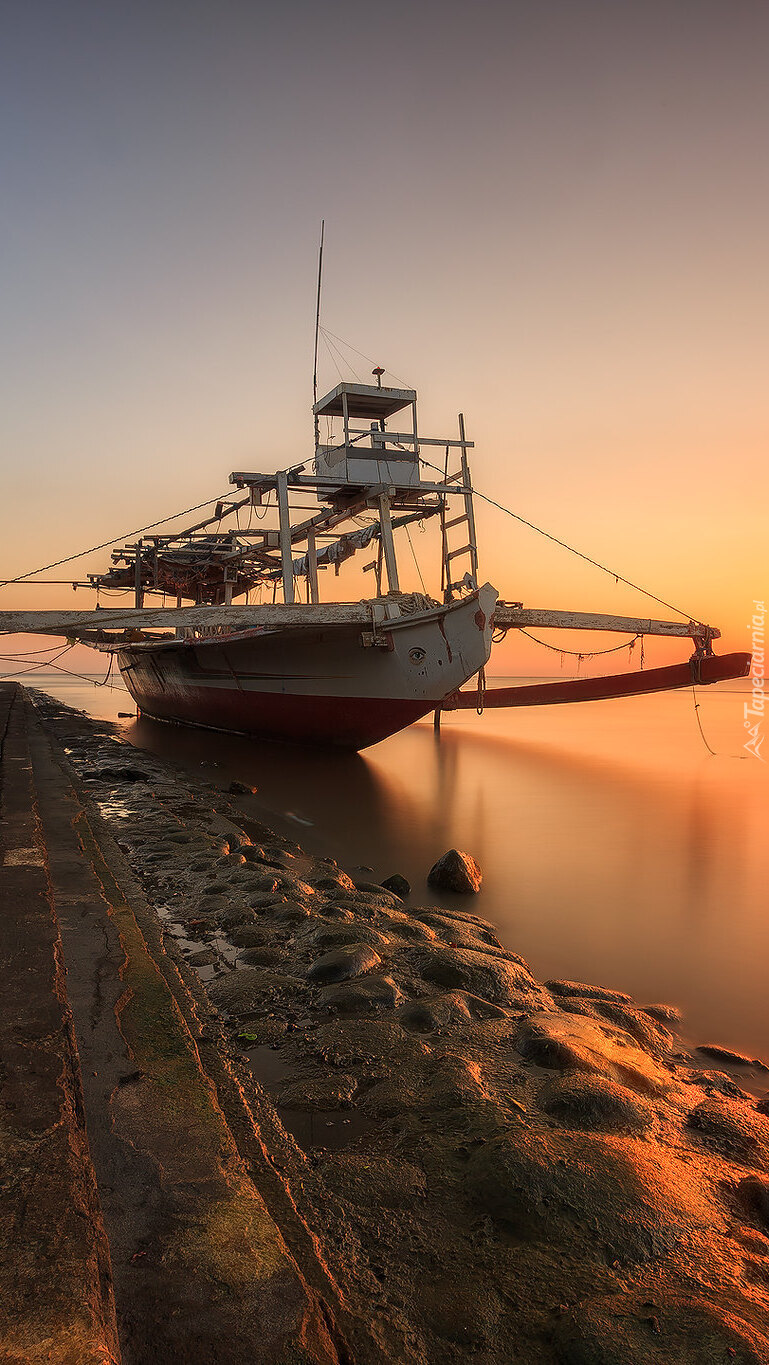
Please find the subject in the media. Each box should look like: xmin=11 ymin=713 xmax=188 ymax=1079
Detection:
xmin=0 ymin=362 xmax=750 ymax=749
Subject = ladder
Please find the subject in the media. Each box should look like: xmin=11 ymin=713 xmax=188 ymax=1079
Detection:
xmin=439 ymin=413 xmax=480 ymax=601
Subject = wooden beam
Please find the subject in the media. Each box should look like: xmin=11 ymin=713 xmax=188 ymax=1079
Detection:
xmin=492 ymin=606 xmax=719 ymax=641
xmin=306 ymin=528 xmax=320 ymax=605
xmin=276 ymin=471 xmax=295 ymax=605
xmin=0 ymin=600 xmax=721 ymax=644
xmin=0 ymin=605 xmax=375 ymax=637
xmin=378 ymin=493 xmax=400 ymax=593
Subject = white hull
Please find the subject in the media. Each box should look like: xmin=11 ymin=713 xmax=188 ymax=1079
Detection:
xmin=117 ymin=586 xmax=497 ymax=749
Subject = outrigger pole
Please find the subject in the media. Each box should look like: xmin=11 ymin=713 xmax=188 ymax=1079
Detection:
xmin=0 ymin=604 xmax=727 ymax=645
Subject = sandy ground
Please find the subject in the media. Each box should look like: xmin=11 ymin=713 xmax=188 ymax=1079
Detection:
xmin=29 ymin=691 xmax=769 ymax=1364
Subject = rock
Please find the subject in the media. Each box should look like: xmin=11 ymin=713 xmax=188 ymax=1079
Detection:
xmin=398 ymin=993 xmax=473 ymax=1034
xmin=236 ymin=1017 xmax=287 ymax=1047
xmin=457 ymin=991 xmax=510 ymax=1021
xmin=381 ymin=873 xmax=410 ymax=898
xmin=307 ymin=923 xmax=391 ymax=953
xmin=537 ymin=1074 xmax=654 ymax=1133
xmin=217 ymin=906 xmax=260 ymax=931
xmin=383 ymin=916 xmax=436 ymax=942
xmin=316 ymin=904 xmax=356 ymax=923
xmin=427 ymin=849 xmax=482 ymax=894
xmin=314 ymin=1017 xmax=408 ymax=1068
xmin=413 ymin=945 xmax=539 ymax=1007
xmin=234 ymin=844 xmax=267 ymax=863
xmin=644 ymin=1002 xmax=683 ymax=1025
xmin=269 ymin=901 xmax=312 ymax=926
xmin=230 ymin=925 xmax=273 ymax=948
xmin=686 ymin=1100 xmax=769 ymax=1165
xmin=592 ymin=1001 xmax=673 ymax=1057
xmin=360 ymin=1079 xmax=415 ymax=1119
xmin=467 ymin=1129 xmax=687 ymax=1264
xmin=307 ymin=943 xmax=382 ymax=984
xmin=515 ymin=1013 xmax=671 ymax=1096
xmin=546 ymin=979 xmax=634 ymax=1005
xmin=423 ymin=1055 xmax=488 ymax=1112
xmin=734 ymin=1175 xmax=769 ymax=1233
xmin=415 ymin=914 xmax=505 ymax=954
xmin=185 ymin=948 xmax=218 ymax=968
xmin=696 ymin=1043 xmax=766 ymax=1069
xmin=218 ymin=851 xmax=247 ymax=868
xmin=244 ymin=873 xmax=282 ymax=895
xmin=228 ymin=779 xmax=256 ymax=795
xmin=94 ymin=766 xmax=149 ymax=782
xmin=314 ymin=872 xmax=356 ymax=894
xmin=687 ymin=1069 xmax=749 ymax=1099
xmin=398 ymin=1002 xmax=444 ymax=1034
xmin=320 ymin=975 xmax=403 ymax=1015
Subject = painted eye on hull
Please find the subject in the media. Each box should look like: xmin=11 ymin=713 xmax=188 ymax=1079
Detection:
xmin=409 ymin=647 xmax=427 ymax=664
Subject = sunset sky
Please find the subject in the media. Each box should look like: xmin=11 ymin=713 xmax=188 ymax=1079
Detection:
xmin=1 ymin=0 xmax=767 ymax=673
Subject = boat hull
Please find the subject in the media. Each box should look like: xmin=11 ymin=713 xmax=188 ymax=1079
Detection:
xmin=117 ymin=586 xmax=496 ymax=749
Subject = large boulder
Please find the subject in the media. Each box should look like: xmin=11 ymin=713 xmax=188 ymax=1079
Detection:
xmin=427 ymin=849 xmax=482 ymax=894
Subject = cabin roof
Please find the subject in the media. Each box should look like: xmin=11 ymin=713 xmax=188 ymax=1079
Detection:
xmin=313 ymin=381 xmax=416 ymax=420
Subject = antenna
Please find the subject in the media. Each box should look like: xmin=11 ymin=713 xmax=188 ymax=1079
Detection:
xmin=313 ymin=220 xmax=325 ymax=445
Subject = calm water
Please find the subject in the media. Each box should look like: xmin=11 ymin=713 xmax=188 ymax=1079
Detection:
xmin=17 ymin=668 xmax=769 ymax=1062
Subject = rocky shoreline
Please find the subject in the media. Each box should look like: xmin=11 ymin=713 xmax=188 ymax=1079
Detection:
xmin=32 ymin=692 xmax=769 ymax=1363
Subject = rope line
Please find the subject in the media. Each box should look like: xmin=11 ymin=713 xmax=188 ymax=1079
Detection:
xmin=318 ymin=327 xmax=411 ymax=388
xmin=0 ymin=644 xmax=73 ymax=680
xmin=420 ymin=457 xmax=699 ymax=623
xmin=0 ymin=491 xmax=235 ymax=587
xmin=0 ymin=648 xmax=120 ymax=689
xmin=404 ymin=526 xmax=427 ymax=595
xmin=519 ymin=628 xmax=643 ymax=659
xmin=691 ymin=686 xmax=717 ymax=756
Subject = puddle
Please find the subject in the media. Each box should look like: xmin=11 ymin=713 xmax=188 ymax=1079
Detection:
xmin=95 ymin=796 xmax=138 ymax=821
xmin=243 ymin=1043 xmax=373 ymax=1153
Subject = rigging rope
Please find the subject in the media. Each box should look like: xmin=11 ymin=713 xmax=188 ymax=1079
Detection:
xmin=318 ymin=327 xmax=411 ymax=388
xmin=0 ymin=646 xmax=119 ymax=689
xmin=0 ymin=490 xmax=236 ymax=588
xmin=319 ymin=330 xmax=345 ymax=383
xmin=420 ymin=457 xmax=699 ymax=623
xmin=404 ymin=526 xmax=427 ymax=595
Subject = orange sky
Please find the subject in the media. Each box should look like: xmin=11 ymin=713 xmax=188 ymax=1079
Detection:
xmin=1 ymin=2 xmax=766 ymax=675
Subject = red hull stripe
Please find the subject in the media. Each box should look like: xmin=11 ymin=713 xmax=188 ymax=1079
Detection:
xmin=443 ymin=652 xmax=752 ymax=710
xmin=125 ymin=682 xmax=432 ymax=750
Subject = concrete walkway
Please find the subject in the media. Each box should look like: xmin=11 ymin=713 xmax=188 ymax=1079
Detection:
xmin=0 ymin=684 xmax=345 ymax=1364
